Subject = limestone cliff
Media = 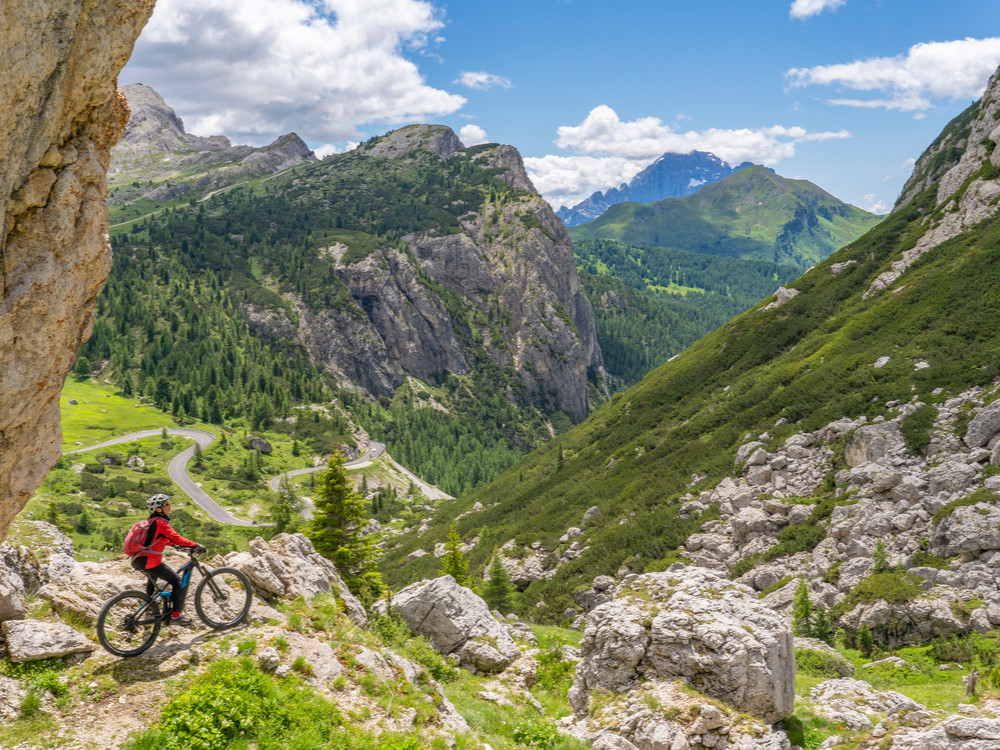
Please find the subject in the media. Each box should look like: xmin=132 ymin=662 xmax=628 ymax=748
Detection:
xmin=0 ymin=0 xmax=156 ymax=544
xmin=241 ymin=125 xmax=604 ymax=422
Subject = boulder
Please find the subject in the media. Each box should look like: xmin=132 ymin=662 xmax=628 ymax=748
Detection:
xmin=577 ymin=680 xmax=791 ymax=750
xmin=930 ymin=503 xmax=1000 ymax=557
xmin=568 ymin=566 xmax=795 ymax=724
xmin=222 ymin=534 xmax=366 ymax=626
xmin=845 ymin=422 xmax=905 ymax=467
xmin=889 ymin=716 xmax=1000 ymax=750
xmin=37 ymin=558 xmax=139 ymax=623
xmin=0 ymin=554 xmax=26 ymax=622
xmin=808 ymin=678 xmax=920 ymax=731
xmin=926 ymin=461 xmax=979 ymax=496
xmin=375 ymin=575 xmax=519 ymax=673
xmin=965 ymin=400 xmax=1000 ymax=449
xmin=842 ymin=595 xmax=965 ymax=648
xmin=246 ymin=436 xmax=273 ymax=454
xmin=2 ymin=619 xmax=93 ymax=662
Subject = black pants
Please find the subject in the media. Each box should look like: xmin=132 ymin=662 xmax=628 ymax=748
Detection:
xmin=131 ymin=557 xmax=185 ymax=615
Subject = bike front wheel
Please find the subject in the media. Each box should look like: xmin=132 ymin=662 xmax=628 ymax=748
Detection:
xmin=194 ymin=567 xmax=252 ymax=629
xmin=96 ymin=590 xmax=162 ymax=657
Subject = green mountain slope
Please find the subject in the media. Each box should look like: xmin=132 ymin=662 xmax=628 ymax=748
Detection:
xmin=96 ymin=121 xmax=603 ymax=497
xmin=576 ymin=239 xmax=802 ymax=386
xmin=569 ymin=166 xmax=882 ymax=270
xmin=382 ymin=83 xmax=1000 ymax=619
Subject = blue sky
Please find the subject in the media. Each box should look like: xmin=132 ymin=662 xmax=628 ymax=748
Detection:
xmin=123 ymin=0 xmax=1000 ymax=214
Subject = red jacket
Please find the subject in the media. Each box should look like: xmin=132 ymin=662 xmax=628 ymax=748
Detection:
xmin=138 ymin=516 xmax=196 ymax=569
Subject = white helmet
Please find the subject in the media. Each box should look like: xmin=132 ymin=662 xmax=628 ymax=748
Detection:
xmin=146 ymin=494 xmax=171 ymax=512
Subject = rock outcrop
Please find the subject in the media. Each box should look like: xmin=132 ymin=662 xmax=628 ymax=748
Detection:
xmin=0 ymin=0 xmax=156 ymax=544
xmin=569 ymin=566 xmax=796 ymax=725
xmin=374 ymin=575 xmax=520 ymax=673
xmin=2 ymin=619 xmax=93 ymax=662
xmin=221 ymin=533 xmax=367 ymax=626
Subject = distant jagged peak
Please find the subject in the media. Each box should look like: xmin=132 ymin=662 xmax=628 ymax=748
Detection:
xmin=557 ymin=149 xmax=756 ymax=227
xmin=361 ymin=123 xmax=463 ymax=161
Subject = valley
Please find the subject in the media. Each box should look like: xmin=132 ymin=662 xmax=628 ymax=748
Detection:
xmin=5 ymin=7 xmax=1000 ymax=748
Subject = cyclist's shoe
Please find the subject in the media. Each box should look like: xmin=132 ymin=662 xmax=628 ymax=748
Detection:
xmin=166 ymin=613 xmax=193 ymax=627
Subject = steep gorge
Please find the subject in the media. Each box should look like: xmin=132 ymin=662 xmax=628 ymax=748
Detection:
xmin=0 ymin=1 xmax=156 ymax=544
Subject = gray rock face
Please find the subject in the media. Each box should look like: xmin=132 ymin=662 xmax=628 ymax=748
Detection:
xmin=2 ymin=619 xmax=92 ymax=662
xmin=569 ymin=567 xmax=795 ymax=724
xmin=842 ymin=596 xmax=965 ymax=648
xmin=375 ymin=575 xmax=519 ymax=673
xmin=930 ymin=503 xmax=1000 ymax=557
xmin=809 ymin=678 xmax=919 ymax=732
xmin=222 ymin=534 xmax=366 ymax=626
xmin=889 ymin=716 xmax=1000 ymax=750
xmin=845 ymin=422 xmax=905 ymax=467
xmin=965 ymin=400 xmax=1000 ymax=449
xmin=0 ymin=0 xmax=156 ymax=544
xmin=246 ymin=146 xmax=604 ymax=422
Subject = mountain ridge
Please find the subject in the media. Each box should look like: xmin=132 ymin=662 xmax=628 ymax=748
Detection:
xmin=557 ymin=150 xmax=753 ymax=226
xmin=569 ymin=164 xmax=882 ymax=270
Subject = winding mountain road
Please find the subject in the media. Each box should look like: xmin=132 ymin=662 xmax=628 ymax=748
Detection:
xmin=68 ymin=429 xmax=263 ymax=526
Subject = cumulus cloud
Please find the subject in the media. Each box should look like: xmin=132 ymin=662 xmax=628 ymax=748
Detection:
xmin=314 ymin=141 xmax=360 ymax=159
xmin=123 ymin=0 xmax=466 ymax=145
xmin=523 ymin=105 xmax=850 ymax=209
xmin=459 ymin=124 xmax=489 ymax=146
xmin=455 ymin=71 xmax=513 ymax=91
xmin=522 ymin=155 xmax=649 ymax=210
xmin=863 ymin=194 xmax=889 ymax=214
xmin=786 ymin=37 xmax=1000 ymax=111
xmin=555 ymin=105 xmax=849 ymax=163
xmin=790 ymin=0 xmax=845 ymax=20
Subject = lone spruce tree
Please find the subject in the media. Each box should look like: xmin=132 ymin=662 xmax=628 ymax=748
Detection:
xmin=439 ymin=524 xmax=470 ymax=586
xmin=483 ymin=550 xmax=515 ymax=613
xmin=309 ymin=451 xmax=383 ymax=603
xmin=791 ymin=578 xmax=814 ymax=637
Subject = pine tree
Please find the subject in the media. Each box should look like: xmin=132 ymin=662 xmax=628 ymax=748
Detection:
xmin=439 ymin=524 xmax=470 ymax=586
xmin=873 ymin=538 xmax=890 ymax=574
xmin=812 ymin=606 xmax=833 ymax=645
xmin=72 ymin=356 xmax=91 ymax=380
xmin=858 ymin=623 xmax=875 ymax=657
xmin=309 ymin=451 xmax=383 ymax=603
xmin=269 ymin=475 xmax=303 ymax=533
xmin=483 ymin=550 xmax=515 ymax=612
xmin=791 ymin=578 xmax=814 ymax=637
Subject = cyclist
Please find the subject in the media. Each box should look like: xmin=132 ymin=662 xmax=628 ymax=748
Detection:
xmin=131 ymin=494 xmax=205 ymax=626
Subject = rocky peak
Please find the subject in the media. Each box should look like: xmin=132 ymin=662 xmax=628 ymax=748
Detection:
xmin=360 ymin=124 xmax=463 ymax=160
xmin=469 ymin=143 xmax=537 ymax=193
xmin=114 ymin=83 xmax=230 ymax=154
xmin=867 ymin=64 xmax=1000 ymax=298
xmin=557 ymin=149 xmax=754 ymax=226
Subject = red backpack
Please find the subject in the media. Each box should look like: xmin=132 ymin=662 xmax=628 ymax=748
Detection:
xmin=123 ymin=519 xmax=157 ymax=557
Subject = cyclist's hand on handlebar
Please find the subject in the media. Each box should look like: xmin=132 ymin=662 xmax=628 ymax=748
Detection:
xmin=191 ymin=544 xmax=208 ymax=555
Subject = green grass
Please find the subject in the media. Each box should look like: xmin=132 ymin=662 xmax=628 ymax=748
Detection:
xmin=60 ymin=379 xmax=170 ymax=449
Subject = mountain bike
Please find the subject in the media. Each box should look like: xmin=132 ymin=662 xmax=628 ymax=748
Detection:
xmin=96 ymin=549 xmax=253 ymax=657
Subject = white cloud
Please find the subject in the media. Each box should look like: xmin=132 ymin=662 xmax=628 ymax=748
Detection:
xmin=455 ymin=71 xmax=512 ymax=91
xmin=459 ymin=124 xmax=489 ymax=146
xmin=524 ymin=106 xmax=850 ymax=209
xmin=314 ymin=141 xmax=360 ymax=158
xmin=123 ymin=0 xmax=466 ymax=145
xmin=553 ymin=106 xmax=849 ymax=164
xmin=522 ymin=155 xmax=649 ymax=210
xmin=786 ymin=37 xmax=1000 ymax=111
xmin=863 ymin=194 xmax=889 ymax=214
xmin=790 ymin=0 xmax=845 ymax=20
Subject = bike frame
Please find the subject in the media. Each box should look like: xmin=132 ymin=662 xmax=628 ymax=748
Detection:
xmin=131 ymin=552 xmax=208 ymax=626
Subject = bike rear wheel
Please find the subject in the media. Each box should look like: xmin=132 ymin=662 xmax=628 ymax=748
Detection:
xmin=194 ymin=567 xmax=252 ymax=629
xmin=96 ymin=590 xmax=162 ymax=657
